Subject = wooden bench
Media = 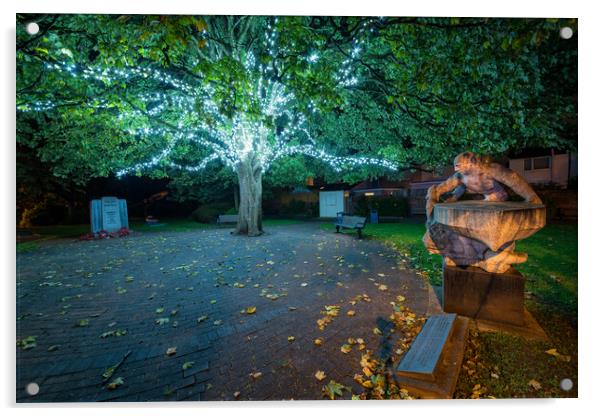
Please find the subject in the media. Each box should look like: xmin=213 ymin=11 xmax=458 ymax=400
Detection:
xmin=334 ymin=212 xmax=367 ymax=239
xmin=217 ymin=214 xmax=238 ymax=225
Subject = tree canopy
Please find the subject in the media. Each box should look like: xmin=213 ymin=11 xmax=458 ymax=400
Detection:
xmin=17 ymin=15 xmax=577 ymax=222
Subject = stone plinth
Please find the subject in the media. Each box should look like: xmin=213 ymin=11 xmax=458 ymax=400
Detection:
xmin=443 ymin=265 xmax=525 ymax=326
xmin=433 ymin=201 xmax=545 ymax=251
xmin=443 ymin=264 xmax=548 ymax=340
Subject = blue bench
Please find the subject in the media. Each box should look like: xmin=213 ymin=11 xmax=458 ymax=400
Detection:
xmin=334 ymin=212 xmax=367 ymax=239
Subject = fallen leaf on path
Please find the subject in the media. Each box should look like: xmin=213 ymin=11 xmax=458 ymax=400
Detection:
xmin=288 ymin=336 xmax=295 ymax=342
xmin=323 ymin=380 xmax=347 ymax=400
xmin=106 ymin=377 xmax=124 ymax=390
xmin=182 ymin=361 xmax=194 ymax=370
xmin=246 ymin=306 xmax=256 ymax=314
xmin=166 ymin=347 xmax=177 ymax=356
xmin=314 ymin=338 xmax=323 ymax=346
xmin=340 ymin=344 xmax=352 ymax=354
xmin=315 ymin=370 xmax=326 ymax=381
xmin=16 ymin=336 xmax=37 ymax=350
xmin=528 ymin=379 xmax=542 ymax=390
xmin=347 ymin=310 xmax=356 ymax=316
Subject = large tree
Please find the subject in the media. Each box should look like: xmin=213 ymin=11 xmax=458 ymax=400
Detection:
xmin=17 ymin=15 xmax=397 ymax=235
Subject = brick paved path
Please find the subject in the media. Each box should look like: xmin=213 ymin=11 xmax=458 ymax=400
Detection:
xmin=16 ymin=223 xmax=439 ymax=402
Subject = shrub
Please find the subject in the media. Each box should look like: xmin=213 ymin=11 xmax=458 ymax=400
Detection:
xmin=190 ymin=202 xmax=233 ymax=223
xmin=354 ymin=194 xmax=409 ymax=217
xmin=280 ymin=199 xmax=318 ymax=217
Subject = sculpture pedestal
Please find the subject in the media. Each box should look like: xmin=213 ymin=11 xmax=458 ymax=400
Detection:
xmin=443 ymin=264 xmax=548 ymax=340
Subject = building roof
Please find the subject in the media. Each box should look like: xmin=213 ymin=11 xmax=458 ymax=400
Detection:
xmin=351 ymin=178 xmax=407 ymax=191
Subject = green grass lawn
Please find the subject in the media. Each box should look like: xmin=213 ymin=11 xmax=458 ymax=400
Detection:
xmin=328 ymin=219 xmax=577 ymax=398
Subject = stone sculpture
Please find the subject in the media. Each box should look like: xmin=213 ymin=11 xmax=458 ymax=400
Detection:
xmin=423 ymin=152 xmax=545 ymax=273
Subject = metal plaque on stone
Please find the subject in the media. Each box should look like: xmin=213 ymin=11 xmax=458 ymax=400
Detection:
xmin=397 ymin=313 xmax=456 ymax=379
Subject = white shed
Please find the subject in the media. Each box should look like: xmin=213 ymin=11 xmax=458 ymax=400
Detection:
xmin=319 ymin=190 xmax=346 ymax=218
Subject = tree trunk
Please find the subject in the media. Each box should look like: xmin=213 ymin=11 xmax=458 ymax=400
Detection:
xmin=235 ymin=158 xmax=263 ymax=236
xmin=233 ymin=185 xmax=240 ymax=213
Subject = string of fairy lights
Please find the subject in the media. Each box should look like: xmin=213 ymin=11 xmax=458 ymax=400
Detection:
xmin=18 ymin=17 xmax=398 ymax=177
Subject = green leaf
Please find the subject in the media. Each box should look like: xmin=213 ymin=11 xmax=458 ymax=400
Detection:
xmin=322 ymin=380 xmax=348 ymax=400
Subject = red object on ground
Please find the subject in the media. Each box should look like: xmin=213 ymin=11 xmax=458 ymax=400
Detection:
xmin=79 ymin=227 xmax=130 ymax=240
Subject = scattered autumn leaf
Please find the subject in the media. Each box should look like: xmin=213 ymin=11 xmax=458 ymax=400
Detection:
xmin=545 ymin=348 xmax=571 ymax=362
xmin=322 ymin=380 xmax=347 ymax=400
xmin=288 ymin=336 xmax=295 ymax=342
xmin=249 ymin=372 xmax=262 ymax=380
xmin=106 ymin=377 xmax=124 ymax=390
xmin=314 ymin=338 xmax=323 ymax=346
xmin=16 ymin=336 xmax=37 ymax=350
xmin=182 ymin=361 xmax=194 ymax=370
xmin=528 ymin=379 xmax=542 ymax=390
xmin=166 ymin=347 xmax=177 ymax=356
xmin=340 ymin=344 xmax=352 ymax=354
xmin=347 ymin=310 xmax=356 ymax=316
xmin=246 ymin=306 xmax=256 ymax=314
xmin=315 ymin=370 xmax=326 ymax=381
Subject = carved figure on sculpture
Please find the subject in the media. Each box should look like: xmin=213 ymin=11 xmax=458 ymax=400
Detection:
xmin=423 ymin=152 xmax=544 ymax=273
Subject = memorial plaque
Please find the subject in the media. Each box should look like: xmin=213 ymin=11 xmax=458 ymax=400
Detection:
xmin=396 ymin=314 xmax=469 ymax=398
xmin=101 ymin=197 xmax=122 ymax=232
xmin=397 ymin=313 xmax=456 ymax=378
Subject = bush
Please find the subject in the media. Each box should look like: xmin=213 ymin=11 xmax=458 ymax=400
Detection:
xmin=190 ymin=202 xmax=233 ymax=223
xmin=280 ymin=199 xmax=318 ymax=217
xmin=354 ymin=195 xmax=409 ymax=217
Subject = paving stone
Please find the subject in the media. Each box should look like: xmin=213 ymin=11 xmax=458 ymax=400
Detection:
xmin=16 ymin=224 xmax=438 ymax=401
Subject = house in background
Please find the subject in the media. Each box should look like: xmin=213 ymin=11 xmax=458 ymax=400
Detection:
xmin=351 ymin=178 xmax=408 ymax=198
xmin=408 ymin=149 xmax=577 ymax=215
xmin=408 ymin=166 xmax=455 ymax=215
xmin=508 ymin=149 xmax=576 ymax=188
xmin=279 ymin=149 xmax=577 ymax=218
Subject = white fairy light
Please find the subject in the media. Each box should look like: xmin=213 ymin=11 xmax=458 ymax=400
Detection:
xmin=21 ymin=32 xmax=398 ymax=178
